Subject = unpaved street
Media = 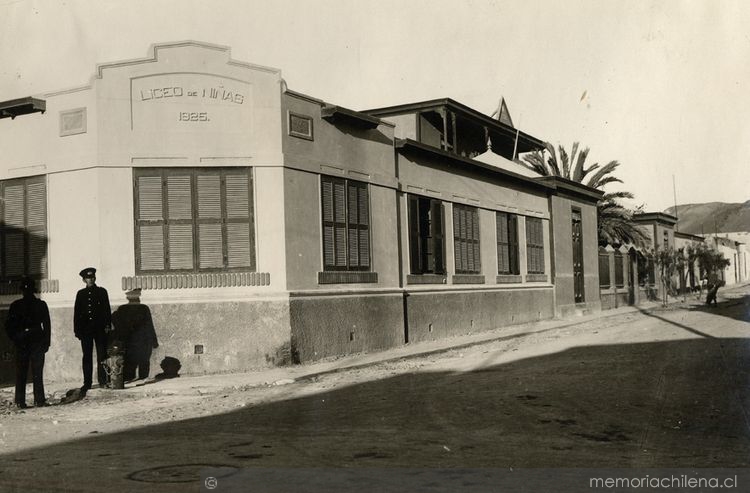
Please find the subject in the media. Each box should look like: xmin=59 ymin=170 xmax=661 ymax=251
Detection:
xmin=1 ymin=286 xmax=749 ymax=492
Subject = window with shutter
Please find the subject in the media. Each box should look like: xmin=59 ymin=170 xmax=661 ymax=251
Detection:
xmin=134 ymin=168 xmax=255 ymax=274
xmin=320 ymin=176 xmax=371 ymax=271
xmin=0 ymin=175 xmax=48 ymax=280
xmin=453 ymin=204 xmax=480 ymax=274
xmin=525 ymin=217 xmax=545 ymax=274
xmin=407 ymin=195 xmax=445 ymax=275
xmin=496 ymin=212 xmax=519 ymax=275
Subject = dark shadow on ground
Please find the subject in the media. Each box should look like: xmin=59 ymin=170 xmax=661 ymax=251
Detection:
xmin=683 ymin=291 xmax=750 ymax=325
xmin=2 ymin=337 xmax=750 ymax=492
xmin=635 ymin=307 xmax=716 ymax=338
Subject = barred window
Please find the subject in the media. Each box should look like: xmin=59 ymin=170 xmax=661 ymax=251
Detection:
xmin=134 ymin=168 xmax=255 ymax=273
xmin=408 ymin=195 xmax=444 ymax=274
xmin=321 ymin=176 xmax=370 ymax=271
xmin=525 ymin=217 xmax=545 ymax=274
xmin=496 ymin=212 xmax=519 ymax=275
xmin=598 ymin=248 xmax=610 ymax=289
xmin=453 ymin=204 xmax=480 ymax=274
xmin=0 ymin=175 xmax=47 ymax=279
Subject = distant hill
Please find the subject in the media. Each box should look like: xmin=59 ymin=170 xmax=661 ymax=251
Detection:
xmin=664 ymin=201 xmax=750 ymax=234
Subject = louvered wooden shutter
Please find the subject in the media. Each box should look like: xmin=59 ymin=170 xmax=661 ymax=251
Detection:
xmin=508 ymin=214 xmax=518 ymax=274
xmin=333 ymin=180 xmax=346 ymax=267
xmin=136 ymin=175 xmax=165 ymax=271
xmin=497 ymin=212 xmax=509 ymax=274
xmin=408 ymin=196 xmax=421 ymax=274
xmin=321 ymin=177 xmax=369 ymax=271
xmin=453 ymin=205 xmax=463 ymax=273
xmin=527 ymin=219 xmax=535 ymax=273
xmin=344 ymin=181 xmax=370 ymax=269
xmin=225 ymin=173 xmax=254 ymax=268
xmin=430 ymin=200 xmax=444 ymax=274
xmin=321 ymin=178 xmax=335 ymax=268
xmin=26 ymin=180 xmax=47 ymax=276
xmin=3 ymin=184 xmax=24 ymax=277
xmin=196 ymin=174 xmax=223 ymax=269
xmin=166 ymin=175 xmax=194 ymax=270
xmin=465 ymin=208 xmax=475 ymax=272
xmin=347 ymin=182 xmax=360 ymax=267
xmin=526 ymin=218 xmax=544 ymax=274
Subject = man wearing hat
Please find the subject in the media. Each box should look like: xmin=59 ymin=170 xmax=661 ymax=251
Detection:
xmin=74 ymin=267 xmax=112 ymax=392
xmin=112 ymin=288 xmax=159 ymax=381
xmin=5 ymin=277 xmax=51 ymax=408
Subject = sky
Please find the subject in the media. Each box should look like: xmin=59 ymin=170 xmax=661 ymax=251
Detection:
xmin=1 ymin=0 xmax=748 ymax=212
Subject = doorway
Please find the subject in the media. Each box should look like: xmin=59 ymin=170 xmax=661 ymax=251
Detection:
xmin=572 ymin=210 xmax=585 ymax=303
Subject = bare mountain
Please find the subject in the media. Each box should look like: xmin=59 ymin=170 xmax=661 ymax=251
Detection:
xmin=664 ymin=201 xmax=750 ymax=234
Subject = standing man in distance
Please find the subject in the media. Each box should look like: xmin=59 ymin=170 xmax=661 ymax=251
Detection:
xmin=5 ymin=277 xmax=51 ymax=408
xmin=74 ymin=267 xmax=111 ymax=392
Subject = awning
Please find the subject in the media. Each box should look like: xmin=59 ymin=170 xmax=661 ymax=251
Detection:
xmin=0 ymin=97 xmax=46 ymax=120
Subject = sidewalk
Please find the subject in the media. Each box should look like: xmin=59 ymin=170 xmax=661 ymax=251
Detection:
xmin=4 ymin=284 xmax=746 ymax=403
xmin=46 ymin=300 xmax=667 ymax=399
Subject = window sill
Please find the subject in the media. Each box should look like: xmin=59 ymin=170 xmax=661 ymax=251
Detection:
xmin=525 ymin=274 xmax=548 ymax=283
xmin=496 ymin=274 xmax=522 ymax=284
xmin=122 ymin=272 xmax=270 ymax=290
xmin=452 ymin=274 xmax=485 ymax=284
xmin=318 ymin=271 xmax=378 ymax=284
xmin=407 ymin=274 xmax=447 ymax=285
xmin=0 ymin=279 xmax=59 ymax=295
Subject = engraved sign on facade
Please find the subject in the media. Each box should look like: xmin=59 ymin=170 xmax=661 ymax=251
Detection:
xmin=131 ymin=74 xmax=252 ymax=132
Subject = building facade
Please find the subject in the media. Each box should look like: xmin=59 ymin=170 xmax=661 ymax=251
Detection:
xmin=0 ymin=42 xmax=603 ymax=383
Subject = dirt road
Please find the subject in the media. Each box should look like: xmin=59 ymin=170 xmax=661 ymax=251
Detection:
xmin=1 ymin=287 xmax=749 ymax=492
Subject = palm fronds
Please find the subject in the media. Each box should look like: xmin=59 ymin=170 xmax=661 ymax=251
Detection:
xmin=522 ymin=142 xmax=645 ymax=247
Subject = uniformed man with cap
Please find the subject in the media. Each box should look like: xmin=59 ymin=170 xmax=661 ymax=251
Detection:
xmin=5 ymin=277 xmax=51 ymax=408
xmin=74 ymin=267 xmax=112 ymax=392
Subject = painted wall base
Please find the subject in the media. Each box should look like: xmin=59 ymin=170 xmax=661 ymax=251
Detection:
xmin=289 ymin=292 xmax=404 ymax=363
xmin=0 ymin=299 xmax=291 ymax=386
xmin=406 ymin=287 xmax=555 ymax=343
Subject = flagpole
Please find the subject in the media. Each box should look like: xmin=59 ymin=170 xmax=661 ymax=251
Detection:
xmin=672 ymin=175 xmax=679 ymax=232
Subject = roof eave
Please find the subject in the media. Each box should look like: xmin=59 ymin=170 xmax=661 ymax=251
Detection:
xmin=537 ymin=176 xmax=604 ymax=203
xmin=0 ymin=97 xmax=46 ymax=120
xmin=396 ymin=138 xmax=555 ymax=193
xmin=365 ymin=98 xmax=545 ymax=152
xmin=321 ymin=104 xmax=382 ymax=129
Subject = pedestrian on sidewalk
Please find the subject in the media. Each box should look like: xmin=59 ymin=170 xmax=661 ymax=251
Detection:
xmin=5 ymin=277 xmax=51 ymax=408
xmin=74 ymin=267 xmax=112 ymax=393
xmin=112 ymin=288 xmax=158 ymax=381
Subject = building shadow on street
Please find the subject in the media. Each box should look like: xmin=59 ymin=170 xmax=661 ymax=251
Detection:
xmin=683 ymin=291 xmax=750 ymax=324
xmin=2 ymin=336 xmax=750 ymax=491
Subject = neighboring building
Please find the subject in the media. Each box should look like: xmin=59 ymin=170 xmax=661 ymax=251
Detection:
xmin=701 ymin=235 xmax=747 ymax=286
xmin=0 ymin=41 xmax=603 ymax=383
xmin=598 ymin=212 xmax=708 ymax=309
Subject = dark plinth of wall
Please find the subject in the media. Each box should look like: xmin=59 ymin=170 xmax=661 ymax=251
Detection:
xmin=405 ymin=287 xmax=555 ymax=343
xmin=147 ymin=300 xmax=291 ymax=374
xmin=1 ymin=300 xmax=291 ymax=385
xmin=0 ymin=307 xmax=79 ymax=385
xmin=289 ymin=292 xmax=404 ymax=362
xmin=599 ymin=289 xmax=631 ymax=311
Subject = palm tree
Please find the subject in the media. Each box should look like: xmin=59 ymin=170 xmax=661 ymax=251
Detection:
xmin=521 ymin=143 xmax=649 ymax=248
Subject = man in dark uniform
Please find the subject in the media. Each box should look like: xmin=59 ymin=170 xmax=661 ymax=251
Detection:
xmin=5 ymin=277 xmax=51 ymax=408
xmin=112 ymin=288 xmax=158 ymax=381
xmin=74 ymin=267 xmax=111 ymax=392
